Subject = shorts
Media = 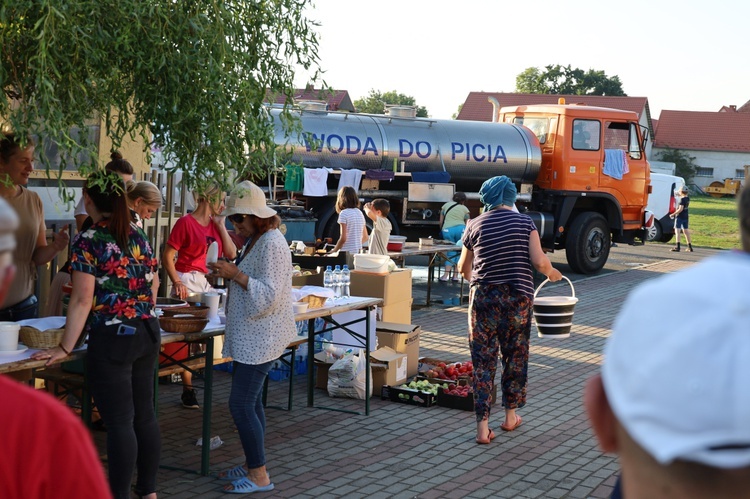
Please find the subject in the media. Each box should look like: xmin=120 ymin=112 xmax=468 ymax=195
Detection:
xmin=674 ymin=217 xmax=689 ymax=230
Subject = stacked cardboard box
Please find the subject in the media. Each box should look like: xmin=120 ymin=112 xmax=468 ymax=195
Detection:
xmin=376 ymin=322 xmax=420 ymax=377
xmin=349 ymin=268 xmax=412 ymax=324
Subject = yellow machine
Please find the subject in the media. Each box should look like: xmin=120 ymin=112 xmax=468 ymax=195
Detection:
xmin=705 ymin=178 xmax=743 ymax=198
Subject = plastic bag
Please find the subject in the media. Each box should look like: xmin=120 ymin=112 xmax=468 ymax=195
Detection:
xmin=327 ymin=349 xmax=372 ymax=399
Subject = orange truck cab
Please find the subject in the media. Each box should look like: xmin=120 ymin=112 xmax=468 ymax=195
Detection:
xmin=500 ymin=100 xmax=651 ymax=273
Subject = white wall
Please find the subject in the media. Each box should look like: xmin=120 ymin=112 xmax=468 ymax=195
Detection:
xmin=650 ymin=147 xmax=750 ymax=188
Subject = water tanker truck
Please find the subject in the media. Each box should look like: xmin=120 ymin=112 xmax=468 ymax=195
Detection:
xmin=271 ymin=99 xmax=651 ymax=274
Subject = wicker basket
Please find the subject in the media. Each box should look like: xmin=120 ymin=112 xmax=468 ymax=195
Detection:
xmin=300 ymin=294 xmax=327 ymax=309
xmin=160 ymin=305 xmax=210 ymax=319
xmin=19 ymin=327 xmax=65 ymax=349
xmin=159 ymin=316 xmax=209 ymax=334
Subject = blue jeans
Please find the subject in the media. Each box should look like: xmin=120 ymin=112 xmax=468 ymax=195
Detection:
xmin=86 ymin=318 xmax=161 ymax=499
xmin=229 ymin=360 xmax=274 ymax=469
xmin=441 ymin=225 xmax=465 ymax=266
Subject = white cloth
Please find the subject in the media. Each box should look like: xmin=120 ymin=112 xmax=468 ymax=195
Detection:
xmin=222 ymin=229 xmax=296 ymax=364
xmin=337 ymin=169 xmax=363 ymax=194
xmin=303 ymin=168 xmax=329 ymax=197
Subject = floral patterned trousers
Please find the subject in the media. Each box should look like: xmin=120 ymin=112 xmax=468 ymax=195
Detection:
xmin=468 ymin=283 xmax=532 ymax=422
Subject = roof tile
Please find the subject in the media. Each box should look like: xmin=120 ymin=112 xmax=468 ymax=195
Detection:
xmin=654 ymin=110 xmax=750 ymax=153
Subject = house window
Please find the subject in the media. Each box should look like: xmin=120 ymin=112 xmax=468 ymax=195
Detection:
xmin=695 ymin=167 xmax=713 ymax=177
xmin=736 ymin=169 xmax=746 ymax=179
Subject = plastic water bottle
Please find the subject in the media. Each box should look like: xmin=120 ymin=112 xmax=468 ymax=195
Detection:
xmin=323 ymin=266 xmax=334 ymax=293
xmin=341 ymin=264 xmax=351 ymax=298
xmin=333 ymin=265 xmax=342 ymax=298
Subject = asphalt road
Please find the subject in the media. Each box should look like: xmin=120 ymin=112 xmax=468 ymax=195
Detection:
xmin=406 ymin=241 xmax=722 ymax=306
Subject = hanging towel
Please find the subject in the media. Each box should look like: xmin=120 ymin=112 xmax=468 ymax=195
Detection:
xmin=411 ymin=171 xmax=451 ymax=183
xmin=303 ymin=168 xmax=329 ymax=196
xmin=338 ymin=169 xmax=363 ymax=194
xmin=365 ymin=170 xmax=395 ymax=181
xmin=603 ymin=149 xmax=629 ymax=180
xmin=284 ymin=164 xmax=304 ymax=192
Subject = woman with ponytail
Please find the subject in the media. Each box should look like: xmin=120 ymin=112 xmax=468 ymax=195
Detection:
xmin=33 ymin=169 xmax=162 ymax=499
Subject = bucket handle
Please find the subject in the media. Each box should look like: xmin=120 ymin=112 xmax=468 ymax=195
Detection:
xmin=534 ymin=275 xmax=575 ymax=300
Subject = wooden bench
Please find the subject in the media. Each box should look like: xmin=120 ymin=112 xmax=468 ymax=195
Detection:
xmin=34 ymin=355 xmax=234 ymax=427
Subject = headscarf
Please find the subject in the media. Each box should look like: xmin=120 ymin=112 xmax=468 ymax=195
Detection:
xmin=479 ymin=175 xmax=517 ymax=212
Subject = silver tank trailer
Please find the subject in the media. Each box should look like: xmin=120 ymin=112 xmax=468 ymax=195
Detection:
xmin=271 ymin=108 xmax=541 ymax=192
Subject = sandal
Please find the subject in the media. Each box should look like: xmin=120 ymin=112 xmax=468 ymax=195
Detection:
xmin=476 ymin=428 xmax=496 ymax=444
xmin=223 ymin=477 xmax=274 ymax=494
xmin=217 ymin=463 xmax=248 ymax=481
xmin=500 ymin=415 xmax=522 ymax=432
xmin=438 ymin=275 xmax=449 ymax=282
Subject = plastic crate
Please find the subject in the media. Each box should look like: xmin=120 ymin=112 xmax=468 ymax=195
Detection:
xmin=381 ymin=384 xmax=436 ymax=407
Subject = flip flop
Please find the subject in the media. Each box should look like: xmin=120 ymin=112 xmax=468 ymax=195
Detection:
xmin=223 ymin=477 xmax=274 ymax=494
xmin=475 ymin=428 xmax=496 ymax=444
xmin=217 ymin=463 xmax=248 ymax=481
xmin=500 ymin=415 xmax=522 ymax=432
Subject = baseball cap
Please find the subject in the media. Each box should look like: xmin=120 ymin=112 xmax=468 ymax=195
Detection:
xmin=602 ymin=251 xmax=750 ymax=468
xmin=0 ymin=197 xmax=19 ymax=252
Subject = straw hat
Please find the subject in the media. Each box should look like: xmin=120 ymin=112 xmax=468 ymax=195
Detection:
xmin=221 ymin=181 xmax=277 ymax=219
xmin=0 ymin=197 xmax=19 ymax=252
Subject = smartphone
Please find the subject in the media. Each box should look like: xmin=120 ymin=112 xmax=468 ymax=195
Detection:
xmin=117 ymin=324 xmax=137 ymax=336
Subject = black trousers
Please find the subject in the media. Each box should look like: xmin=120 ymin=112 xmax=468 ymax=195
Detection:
xmin=86 ymin=317 xmax=161 ymax=499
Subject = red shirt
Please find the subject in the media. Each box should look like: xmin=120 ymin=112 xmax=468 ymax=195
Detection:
xmin=166 ymin=214 xmax=224 ymax=274
xmin=0 ymin=375 xmax=112 ymax=498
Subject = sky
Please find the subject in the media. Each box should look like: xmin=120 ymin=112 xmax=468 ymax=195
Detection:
xmin=295 ymin=0 xmax=750 ymax=120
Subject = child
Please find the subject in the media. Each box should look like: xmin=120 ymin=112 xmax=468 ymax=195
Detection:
xmin=364 ymin=198 xmax=392 ymax=255
xmin=669 ymin=186 xmax=693 ymax=252
xmin=329 ymin=186 xmax=368 ymax=266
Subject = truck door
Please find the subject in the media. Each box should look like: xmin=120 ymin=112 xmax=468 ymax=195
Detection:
xmin=599 ymin=121 xmax=648 ymax=226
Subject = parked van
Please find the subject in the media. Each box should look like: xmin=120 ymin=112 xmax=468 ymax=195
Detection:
xmin=646 ymin=172 xmax=685 ymax=242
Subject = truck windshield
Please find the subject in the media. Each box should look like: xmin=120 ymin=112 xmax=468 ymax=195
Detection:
xmin=512 ymin=117 xmax=548 ymax=144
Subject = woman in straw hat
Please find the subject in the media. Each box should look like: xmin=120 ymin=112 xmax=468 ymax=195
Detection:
xmin=209 ymin=180 xmax=296 ymax=494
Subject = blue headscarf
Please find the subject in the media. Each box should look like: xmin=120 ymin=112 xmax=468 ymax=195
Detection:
xmin=479 ymin=175 xmax=517 ymax=212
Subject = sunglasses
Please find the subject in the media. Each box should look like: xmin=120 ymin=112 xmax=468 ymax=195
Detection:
xmin=228 ymin=214 xmax=247 ymax=224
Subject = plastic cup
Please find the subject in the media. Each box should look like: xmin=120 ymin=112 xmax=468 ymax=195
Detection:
xmin=203 ymin=292 xmax=220 ymax=320
xmin=0 ymin=322 xmax=20 ymax=352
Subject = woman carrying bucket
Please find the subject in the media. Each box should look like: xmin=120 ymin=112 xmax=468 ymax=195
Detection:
xmin=458 ymin=175 xmax=562 ymax=444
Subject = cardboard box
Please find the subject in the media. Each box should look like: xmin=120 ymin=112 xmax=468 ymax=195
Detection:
xmin=292 ymin=269 xmax=324 ymax=287
xmin=379 ymin=299 xmax=413 ymax=324
xmin=376 ymin=322 xmax=421 ymax=377
xmin=370 ymin=347 xmax=408 ymax=395
xmin=313 ymin=351 xmax=333 ymax=390
xmin=361 ymin=178 xmax=379 ymax=190
xmin=350 ymin=268 xmax=412 ymax=306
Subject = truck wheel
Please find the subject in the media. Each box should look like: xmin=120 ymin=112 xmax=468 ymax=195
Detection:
xmin=646 ymin=220 xmax=663 ymax=242
xmin=659 ymin=230 xmax=674 ymax=244
xmin=565 ymin=212 xmax=610 ymax=274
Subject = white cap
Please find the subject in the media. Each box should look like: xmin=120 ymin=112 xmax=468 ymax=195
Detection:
xmin=603 ymin=252 xmax=750 ymax=468
xmin=221 ymin=181 xmax=277 ymax=219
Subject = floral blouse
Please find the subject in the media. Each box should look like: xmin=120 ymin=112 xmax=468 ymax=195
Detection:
xmin=70 ymin=220 xmax=158 ymax=329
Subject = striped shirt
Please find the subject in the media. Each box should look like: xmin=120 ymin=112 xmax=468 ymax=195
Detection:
xmin=463 ymin=208 xmax=537 ymax=299
xmin=338 ymin=208 xmax=366 ymax=254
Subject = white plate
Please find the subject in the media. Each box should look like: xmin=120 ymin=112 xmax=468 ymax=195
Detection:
xmin=0 ymin=344 xmax=29 ymax=355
